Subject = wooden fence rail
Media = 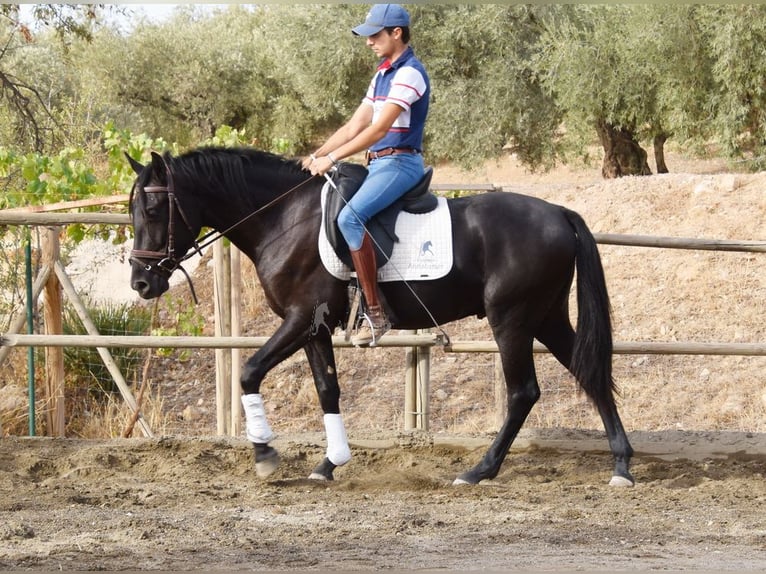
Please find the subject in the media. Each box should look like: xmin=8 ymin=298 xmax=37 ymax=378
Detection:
xmin=4 ymin=334 xmax=766 ymax=356
xmin=2 ymin=210 xmax=765 ymax=253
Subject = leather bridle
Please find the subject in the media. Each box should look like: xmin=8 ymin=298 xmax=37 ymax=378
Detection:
xmin=129 ymin=159 xmax=203 ymax=302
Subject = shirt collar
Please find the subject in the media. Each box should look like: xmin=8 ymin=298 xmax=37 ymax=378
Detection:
xmin=377 ymin=46 xmax=414 ymax=73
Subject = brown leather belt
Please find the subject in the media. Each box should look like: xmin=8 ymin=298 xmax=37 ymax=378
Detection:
xmin=365 ymin=147 xmax=420 ymax=165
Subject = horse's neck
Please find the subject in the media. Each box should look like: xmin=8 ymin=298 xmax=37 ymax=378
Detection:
xmin=200 ymin=177 xmax=319 ymax=262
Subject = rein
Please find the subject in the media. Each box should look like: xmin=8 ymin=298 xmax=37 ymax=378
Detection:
xmin=130 ymin=156 xmax=316 ymax=303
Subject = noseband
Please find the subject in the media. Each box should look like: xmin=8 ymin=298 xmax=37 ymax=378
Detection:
xmin=129 ymin=160 xmax=202 ymax=303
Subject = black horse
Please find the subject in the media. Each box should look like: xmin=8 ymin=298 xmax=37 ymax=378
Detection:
xmin=127 ymin=147 xmax=635 ymax=487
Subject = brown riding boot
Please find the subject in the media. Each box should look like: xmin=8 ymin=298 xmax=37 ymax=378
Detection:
xmin=349 ymin=233 xmax=390 ymax=347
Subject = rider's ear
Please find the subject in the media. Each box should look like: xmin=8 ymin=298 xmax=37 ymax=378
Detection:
xmin=125 ymin=152 xmax=145 ymax=175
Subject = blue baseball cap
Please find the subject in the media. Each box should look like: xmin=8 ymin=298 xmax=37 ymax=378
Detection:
xmin=352 ymin=4 xmax=411 ymax=37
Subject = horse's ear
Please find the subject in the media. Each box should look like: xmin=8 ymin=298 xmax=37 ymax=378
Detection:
xmin=125 ymin=152 xmax=145 ymax=175
xmin=149 ymin=151 xmax=168 ymax=182
xmin=150 ymin=151 xmax=164 ymax=172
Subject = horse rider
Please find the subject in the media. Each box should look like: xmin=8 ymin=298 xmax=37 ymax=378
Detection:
xmin=303 ymin=4 xmax=431 ymax=347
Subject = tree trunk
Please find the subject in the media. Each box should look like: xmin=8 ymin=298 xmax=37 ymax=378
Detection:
xmin=596 ymin=120 xmax=652 ymax=178
xmin=653 ymin=133 xmax=669 ymax=173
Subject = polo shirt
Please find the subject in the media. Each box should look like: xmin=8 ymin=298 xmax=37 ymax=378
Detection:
xmin=363 ymin=46 xmax=430 ymax=153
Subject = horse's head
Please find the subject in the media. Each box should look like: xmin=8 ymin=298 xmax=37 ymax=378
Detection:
xmin=127 ymin=152 xmax=201 ymax=299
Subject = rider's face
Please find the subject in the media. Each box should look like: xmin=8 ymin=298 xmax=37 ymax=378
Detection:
xmin=366 ymin=28 xmax=401 ymax=60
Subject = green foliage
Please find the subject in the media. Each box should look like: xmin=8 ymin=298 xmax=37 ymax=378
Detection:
xmin=199 ymin=125 xmax=249 ymax=148
xmin=0 ymin=147 xmax=97 ymax=208
xmin=416 ymin=5 xmax=562 ymax=170
xmin=534 ymin=6 xmax=651 ymax=156
xmin=90 ymin=6 xmax=280 ymax=147
xmin=254 ymin=5 xmax=370 ymax=150
xmin=0 ymin=4 xmax=117 ymax=151
xmin=63 ymin=300 xmax=152 ymax=394
xmin=532 ymin=5 xmax=732 ymax=166
xmin=698 ymin=5 xmax=766 ymax=166
xmin=0 ymin=121 xmax=175 ymax=240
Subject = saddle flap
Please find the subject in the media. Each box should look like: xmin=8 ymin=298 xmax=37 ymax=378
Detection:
xmin=323 ymin=163 xmax=394 ymax=268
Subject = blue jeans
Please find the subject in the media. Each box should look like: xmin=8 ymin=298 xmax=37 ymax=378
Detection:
xmin=337 ymin=153 xmax=425 ymax=250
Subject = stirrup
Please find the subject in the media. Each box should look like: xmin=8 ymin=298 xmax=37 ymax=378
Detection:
xmin=351 ymin=311 xmax=391 ymax=347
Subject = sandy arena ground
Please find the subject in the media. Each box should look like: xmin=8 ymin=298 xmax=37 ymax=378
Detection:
xmin=1 ymin=429 xmax=766 ymax=571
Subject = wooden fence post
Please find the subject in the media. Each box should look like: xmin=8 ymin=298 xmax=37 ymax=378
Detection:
xmin=404 ymin=331 xmax=416 ymax=430
xmin=41 ymin=226 xmax=65 ymax=436
xmin=416 ymin=334 xmax=430 ymax=430
xmin=230 ymin=246 xmax=242 ymax=437
xmin=213 ymin=240 xmax=232 ymax=436
xmin=54 ymin=261 xmax=153 ymax=438
xmin=404 ymin=329 xmax=430 ymax=431
xmin=494 ymin=355 xmax=507 ymax=428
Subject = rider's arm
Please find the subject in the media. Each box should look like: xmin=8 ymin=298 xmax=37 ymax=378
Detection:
xmin=302 ymin=103 xmax=373 ymax=170
xmin=308 ymin=102 xmax=402 ymax=176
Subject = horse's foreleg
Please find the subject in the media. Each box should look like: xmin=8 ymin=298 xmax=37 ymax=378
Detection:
xmin=304 ymin=333 xmax=350 ymax=481
xmin=241 ymin=394 xmax=280 ymax=477
xmin=455 ymin=336 xmax=538 ymax=485
xmin=240 ymin=316 xmax=311 ymax=478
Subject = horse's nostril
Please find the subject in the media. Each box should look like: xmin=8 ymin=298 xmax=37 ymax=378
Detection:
xmin=132 ymin=279 xmax=150 ymax=296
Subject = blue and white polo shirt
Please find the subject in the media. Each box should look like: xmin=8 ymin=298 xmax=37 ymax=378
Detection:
xmin=363 ymin=46 xmax=430 ymax=153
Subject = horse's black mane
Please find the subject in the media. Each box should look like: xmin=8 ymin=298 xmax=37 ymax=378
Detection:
xmin=168 ymin=147 xmax=306 ymax=197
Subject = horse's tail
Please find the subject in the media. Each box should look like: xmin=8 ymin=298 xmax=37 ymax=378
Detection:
xmin=563 ymin=208 xmax=617 ymax=404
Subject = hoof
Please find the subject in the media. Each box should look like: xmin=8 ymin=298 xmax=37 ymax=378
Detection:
xmin=609 ymin=474 xmax=635 ymax=488
xmin=452 ymin=470 xmax=480 ymax=486
xmin=308 ymin=457 xmax=336 ymax=481
xmin=253 ymin=444 xmax=280 ymax=478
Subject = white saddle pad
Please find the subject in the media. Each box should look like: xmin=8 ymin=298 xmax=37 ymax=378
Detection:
xmin=318 ymin=183 xmax=453 ymax=283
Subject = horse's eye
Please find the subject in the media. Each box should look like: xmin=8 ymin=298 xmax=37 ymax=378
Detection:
xmin=143 ymin=193 xmax=165 ymax=217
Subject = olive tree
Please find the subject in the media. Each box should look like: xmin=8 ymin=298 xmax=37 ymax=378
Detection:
xmin=253 ymin=4 xmax=372 ymax=152
xmin=411 ymin=5 xmax=561 ymax=170
xmin=533 ymin=5 xmax=716 ymax=177
xmin=0 ymin=4 xmax=118 ymax=151
xmin=534 ymin=6 xmax=657 ymax=177
xmin=94 ymin=5 xmax=282 ymax=147
xmin=698 ymin=5 xmax=766 ymax=169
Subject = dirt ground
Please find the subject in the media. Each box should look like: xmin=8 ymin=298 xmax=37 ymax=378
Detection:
xmin=2 ymin=429 xmax=766 ymax=571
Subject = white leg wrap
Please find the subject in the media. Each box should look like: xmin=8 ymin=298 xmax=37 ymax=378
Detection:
xmin=241 ymin=394 xmax=274 ymax=444
xmin=324 ymin=413 xmax=351 ymax=466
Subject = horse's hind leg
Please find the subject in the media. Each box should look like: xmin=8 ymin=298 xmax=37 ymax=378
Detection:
xmin=455 ymin=330 xmax=539 ymax=485
xmin=536 ymin=310 xmax=635 ymax=487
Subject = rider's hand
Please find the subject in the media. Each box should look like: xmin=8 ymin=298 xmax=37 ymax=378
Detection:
xmin=308 ymin=155 xmax=335 ymax=177
xmin=301 ymin=155 xmax=315 ymax=171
